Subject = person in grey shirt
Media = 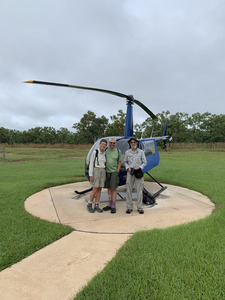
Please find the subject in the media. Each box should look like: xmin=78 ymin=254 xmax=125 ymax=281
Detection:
xmin=124 ymin=137 xmax=147 ymax=214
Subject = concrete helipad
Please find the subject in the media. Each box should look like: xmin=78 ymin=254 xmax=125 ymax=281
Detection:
xmin=0 ymin=181 xmax=215 ymax=300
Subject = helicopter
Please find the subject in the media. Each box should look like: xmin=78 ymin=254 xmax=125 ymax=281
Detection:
xmin=24 ymin=80 xmax=170 ymax=198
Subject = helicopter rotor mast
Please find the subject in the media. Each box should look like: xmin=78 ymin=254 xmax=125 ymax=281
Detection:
xmin=24 ymin=80 xmax=157 ymax=137
xmin=125 ymin=95 xmax=134 ymax=137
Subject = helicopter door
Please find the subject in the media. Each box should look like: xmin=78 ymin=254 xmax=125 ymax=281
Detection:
xmin=139 ymin=139 xmax=160 ymax=173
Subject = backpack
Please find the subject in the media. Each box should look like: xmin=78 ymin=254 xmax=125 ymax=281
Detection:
xmin=143 ymin=188 xmax=155 ymax=205
xmin=93 ymin=149 xmax=99 ymax=167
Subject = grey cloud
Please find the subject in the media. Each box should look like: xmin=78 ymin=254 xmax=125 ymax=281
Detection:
xmin=0 ymin=0 xmax=224 ymax=131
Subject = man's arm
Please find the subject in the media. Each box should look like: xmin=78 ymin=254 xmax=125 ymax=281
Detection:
xmin=124 ymin=151 xmax=129 ymax=170
xmin=117 ymin=149 xmax=122 ymax=172
xmin=89 ymin=150 xmax=95 ymax=177
xmin=117 ymin=161 xmax=121 ymax=173
xmin=140 ymin=151 xmax=147 ymax=170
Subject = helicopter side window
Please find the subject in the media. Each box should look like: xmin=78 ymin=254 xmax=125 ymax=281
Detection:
xmin=140 ymin=140 xmax=155 ymax=156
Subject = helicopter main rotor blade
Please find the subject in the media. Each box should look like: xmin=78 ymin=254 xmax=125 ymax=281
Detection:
xmin=133 ymin=99 xmax=157 ymax=119
xmin=24 ymin=80 xmax=157 ymax=119
xmin=24 ymin=80 xmax=128 ymax=99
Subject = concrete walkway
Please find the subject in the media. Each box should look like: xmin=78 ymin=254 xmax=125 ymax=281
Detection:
xmin=0 ymin=181 xmax=214 ymax=300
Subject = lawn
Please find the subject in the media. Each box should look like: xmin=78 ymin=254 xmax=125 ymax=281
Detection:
xmin=0 ymin=147 xmax=224 ymax=299
xmin=0 ymin=146 xmax=88 ymax=270
xmin=75 ymin=151 xmax=225 ymax=299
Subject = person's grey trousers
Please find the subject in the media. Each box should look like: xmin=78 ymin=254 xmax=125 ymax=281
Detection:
xmin=126 ymin=172 xmax=144 ymax=210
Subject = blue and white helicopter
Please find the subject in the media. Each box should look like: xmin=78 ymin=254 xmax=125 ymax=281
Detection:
xmin=25 ymin=80 xmax=170 ymax=198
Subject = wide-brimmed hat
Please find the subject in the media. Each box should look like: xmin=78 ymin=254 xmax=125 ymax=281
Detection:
xmin=128 ymin=137 xmax=139 ymax=144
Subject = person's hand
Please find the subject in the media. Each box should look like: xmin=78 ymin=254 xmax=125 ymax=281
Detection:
xmin=135 ymin=167 xmax=140 ymax=170
xmin=90 ymin=176 xmax=94 ymax=182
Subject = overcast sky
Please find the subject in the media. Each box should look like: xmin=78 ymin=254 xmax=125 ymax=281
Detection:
xmin=1 ymin=0 xmax=225 ymax=131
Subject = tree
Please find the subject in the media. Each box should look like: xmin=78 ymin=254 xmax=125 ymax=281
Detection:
xmin=0 ymin=127 xmax=9 ymax=143
xmin=137 ymin=111 xmax=170 ymax=138
xmin=56 ymin=127 xmax=78 ymax=144
xmin=187 ymin=112 xmax=211 ymax=142
xmin=73 ymin=110 xmax=108 ymax=143
xmin=167 ymin=112 xmax=189 ymax=142
xmin=207 ymin=114 xmax=225 ymax=142
xmin=105 ymin=110 xmax=126 ymax=136
xmin=1 ymin=111 xmax=224 ymax=145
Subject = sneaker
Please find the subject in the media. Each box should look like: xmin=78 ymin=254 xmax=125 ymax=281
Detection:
xmin=94 ymin=204 xmax=103 ymax=213
xmin=138 ymin=209 xmax=144 ymax=214
xmin=111 ymin=207 xmax=116 ymax=213
xmin=126 ymin=209 xmax=133 ymax=214
xmin=103 ymin=206 xmax=111 ymax=211
xmin=87 ymin=203 xmax=94 ymax=213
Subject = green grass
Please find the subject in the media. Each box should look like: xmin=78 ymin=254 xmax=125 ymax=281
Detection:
xmin=75 ymin=151 xmax=225 ymax=300
xmin=0 ymin=147 xmax=225 ymax=299
xmin=0 ymin=147 xmax=88 ymax=270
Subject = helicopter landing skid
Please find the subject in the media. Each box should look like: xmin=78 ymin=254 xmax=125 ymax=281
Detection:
xmin=75 ymin=187 xmax=124 ymax=200
xmin=74 ymin=187 xmax=92 ymax=195
xmin=145 ymin=171 xmax=167 ymax=198
xmin=74 ymin=174 xmax=166 ymax=199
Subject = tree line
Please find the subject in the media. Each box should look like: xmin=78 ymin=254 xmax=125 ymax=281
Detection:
xmin=0 ymin=110 xmax=224 ymax=145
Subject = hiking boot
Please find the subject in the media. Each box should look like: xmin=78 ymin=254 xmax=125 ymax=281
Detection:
xmin=87 ymin=203 xmax=94 ymax=213
xmin=103 ymin=205 xmax=111 ymax=211
xmin=111 ymin=207 xmax=116 ymax=214
xmin=94 ymin=204 xmax=103 ymax=213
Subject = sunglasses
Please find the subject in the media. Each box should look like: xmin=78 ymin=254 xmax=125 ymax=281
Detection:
xmin=109 ymin=142 xmax=116 ymax=144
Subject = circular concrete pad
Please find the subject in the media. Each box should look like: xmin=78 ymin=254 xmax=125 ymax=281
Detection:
xmin=25 ymin=181 xmax=214 ymax=233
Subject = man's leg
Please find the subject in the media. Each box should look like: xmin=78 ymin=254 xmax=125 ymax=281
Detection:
xmin=94 ymin=187 xmax=103 ymax=212
xmin=87 ymin=187 xmax=97 ymax=213
xmin=107 ymin=188 xmax=113 ymax=207
xmin=111 ymin=189 xmax=117 ymax=203
xmin=89 ymin=187 xmax=97 ymax=202
xmin=126 ymin=172 xmax=134 ymax=210
xmin=110 ymin=189 xmax=117 ymax=213
xmin=136 ymin=178 xmax=144 ymax=210
xmin=95 ymin=187 xmax=102 ymax=203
